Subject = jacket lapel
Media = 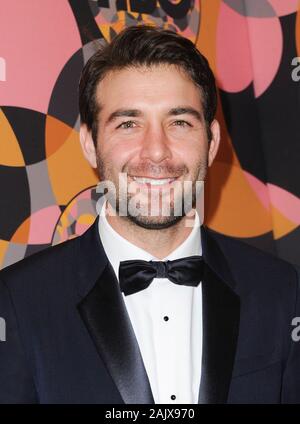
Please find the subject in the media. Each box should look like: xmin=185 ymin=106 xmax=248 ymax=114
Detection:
xmin=76 ymin=216 xmax=154 ymax=404
xmin=198 ymin=226 xmax=240 ymax=404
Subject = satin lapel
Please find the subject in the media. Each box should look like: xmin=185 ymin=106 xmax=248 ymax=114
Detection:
xmin=76 ymin=217 xmax=154 ymax=404
xmin=198 ymin=226 xmax=241 ymax=404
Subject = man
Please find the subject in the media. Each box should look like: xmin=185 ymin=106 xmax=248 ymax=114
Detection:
xmin=0 ymin=25 xmax=300 ymax=404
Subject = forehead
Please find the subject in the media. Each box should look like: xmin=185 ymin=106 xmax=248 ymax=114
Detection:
xmin=95 ymin=64 xmax=202 ymax=110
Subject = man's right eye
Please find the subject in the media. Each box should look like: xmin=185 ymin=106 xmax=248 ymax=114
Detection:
xmin=117 ymin=121 xmax=136 ymax=129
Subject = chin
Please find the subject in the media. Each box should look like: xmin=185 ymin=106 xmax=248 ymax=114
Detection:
xmin=127 ymin=213 xmax=184 ymax=230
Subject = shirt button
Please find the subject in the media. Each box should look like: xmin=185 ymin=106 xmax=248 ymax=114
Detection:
xmin=171 ymin=395 xmax=176 ymax=400
xmin=163 ymin=316 xmax=169 ymax=321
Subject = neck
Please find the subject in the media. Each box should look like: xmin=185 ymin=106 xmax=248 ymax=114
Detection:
xmin=105 ymin=202 xmax=196 ymax=259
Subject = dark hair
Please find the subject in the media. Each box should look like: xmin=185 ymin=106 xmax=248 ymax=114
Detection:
xmin=79 ymin=25 xmax=217 ymax=145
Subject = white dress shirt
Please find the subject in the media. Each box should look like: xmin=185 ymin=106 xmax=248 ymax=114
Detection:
xmin=98 ymin=200 xmax=203 ymax=404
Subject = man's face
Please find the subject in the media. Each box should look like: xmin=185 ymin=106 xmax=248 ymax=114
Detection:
xmin=81 ymin=63 xmax=220 ymax=229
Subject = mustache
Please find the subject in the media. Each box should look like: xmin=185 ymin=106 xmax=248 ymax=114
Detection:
xmin=125 ymin=163 xmax=188 ymax=177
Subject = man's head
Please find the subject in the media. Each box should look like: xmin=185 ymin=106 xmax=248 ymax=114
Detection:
xmin=79 ymin=25 xmax=220 ymax=229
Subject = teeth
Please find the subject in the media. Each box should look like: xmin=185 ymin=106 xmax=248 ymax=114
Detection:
xmin=133 ymin=177 xmax=175 ymax=186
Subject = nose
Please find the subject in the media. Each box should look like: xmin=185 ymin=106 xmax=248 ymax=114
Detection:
xmin=139 ymin=124 xmax=172 ymax=163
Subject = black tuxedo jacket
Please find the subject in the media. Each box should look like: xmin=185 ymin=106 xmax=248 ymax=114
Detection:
xmin=0 ymin=216 xmax=300 ymax=404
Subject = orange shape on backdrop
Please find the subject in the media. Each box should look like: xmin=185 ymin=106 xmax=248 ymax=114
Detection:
xmin=77 ymin=213 xmax=96 ymax=226
xmin=196 ymin=0 xmax=221 ymax=74
xmin=45 ymin=115 xmax=74 ymax=157
xmin=0 ymin=108 xmax=25 ymax=166
xmin=11 ymin=217 xmax=31 ymax=244
xmin=205 ymin=161 xmax=272 ymax=238
xmin=98 ymin=12 xmax=128 ymax=43
xmin=270 ymin=205 xmax=298 ymax=240
xmin=47 ymin=126 xmax=99 ymax=205
xmin=0 ymin=239 xmax=9 ymax=268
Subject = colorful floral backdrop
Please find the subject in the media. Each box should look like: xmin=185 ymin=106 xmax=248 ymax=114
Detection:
xmin=0 ymin=0 xmax=300 ymax=268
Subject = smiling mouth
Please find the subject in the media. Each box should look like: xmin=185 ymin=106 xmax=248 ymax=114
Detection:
xmin=129 ymin=176 xmax=179 ymax=187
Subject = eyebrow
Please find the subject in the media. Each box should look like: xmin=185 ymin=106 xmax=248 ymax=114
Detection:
xmin=104 ymin=106 xmax=203 ymax=125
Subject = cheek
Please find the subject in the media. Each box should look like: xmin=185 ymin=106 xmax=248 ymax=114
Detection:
xmin=174 ymin=143 xmax=203 ymax=167
xmin=100 ymin=130 xmax=139 ymax=156
xmin=105 ymin=145 xmax=133 ymax=173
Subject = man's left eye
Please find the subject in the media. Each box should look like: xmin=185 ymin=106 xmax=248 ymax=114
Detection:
xmin=173 ymin=120 xmax=191 ymax=127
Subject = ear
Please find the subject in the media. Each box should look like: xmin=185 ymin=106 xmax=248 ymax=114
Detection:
xmin=79 ymin=124 xmax=97 ymax=169
xmin=208 ymin=119 xmax=221 ymax=167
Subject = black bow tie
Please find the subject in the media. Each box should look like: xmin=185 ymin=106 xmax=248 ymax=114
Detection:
xmin=118 ymin=255 xmax=204 ymax=296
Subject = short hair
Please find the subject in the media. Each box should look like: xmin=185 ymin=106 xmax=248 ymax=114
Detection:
xmin=79 ymin=25 xmax=217 ymax=145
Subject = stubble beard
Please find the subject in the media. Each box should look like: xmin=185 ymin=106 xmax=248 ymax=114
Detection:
xmin=95 ymin=150 xmax=208 ymax=230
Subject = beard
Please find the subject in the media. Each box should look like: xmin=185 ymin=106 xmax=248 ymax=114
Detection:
xmin=95 ymin=150 xmax=208 ymax=230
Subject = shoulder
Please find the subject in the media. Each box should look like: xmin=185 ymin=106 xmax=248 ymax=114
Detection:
xmin=204 ymin=225 xmax=296 ymax=273
xmin=0 ymin=234 xmax=81 ymax=296
xmin=0 ymin=217 xmax=105 ymax=305
xmin=203 ymin=225 xmax=299 ymax=302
